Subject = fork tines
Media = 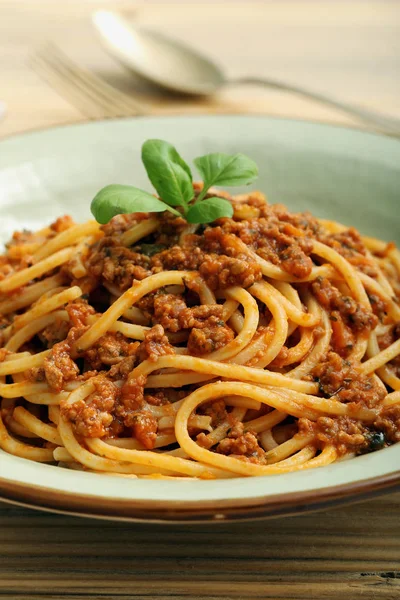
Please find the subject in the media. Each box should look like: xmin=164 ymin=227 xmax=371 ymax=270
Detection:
xmin=30 ymin=43 xmax=146 ymax=119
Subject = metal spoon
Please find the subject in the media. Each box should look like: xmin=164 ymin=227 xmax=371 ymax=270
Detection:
xmin=93 ymin=10 xmax=400 ymax=137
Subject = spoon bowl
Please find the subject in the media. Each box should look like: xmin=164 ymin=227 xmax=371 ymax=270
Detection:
xmin=92 ymin=10 xmax=400 ymax=136
xmin=93 ymin=11 xmax=225 ymax=95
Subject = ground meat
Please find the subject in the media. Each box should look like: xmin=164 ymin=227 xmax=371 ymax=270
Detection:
xmin=153 ymin=299 xmax=231 ymax=350
xmin=151 ymin=228 xmax=262 ymax=290
xmin=260 ymin=204 xmax=322 ymax=236
xmin=135 ymin=292 xmax=157 ymax=321
xmin=67 ymin=274 xmax=99 ymax=295
xmin=144 ymin=388 xmax=185 ymax=406
xmin=117 ymin=374 xmax=163 ymax=443
xmin=368 ymin=293 xmax=389 ymax=322
xmin=312 ymin=352 xmax=386 ymax=408
xmin=200 ymin=400 xmax=228 ymax=427
xmin=26 ymin=366 xmax=46 ymax=382
xmin=5 ymin=226 xmax=50 ymax=264
xmin=6 ymin=229 xmax=37 ymax=248
xmin=61 ymin=377 xmax=119 ymax=438
xmin=298 ymin=416 xmax=367 ymax=455
xmin=313 ymin=277 xmax=377 ymax=333
xmin=66 ymin=299 xmax=96 ymax=328
xmin=195 ymin=432 xmax=214 ymax=449
xmin=320 ymin=228 xmax=378 ymax=277
xmin=312 ymin=277 xmax=377 ymax=355
xmin=187 ymin=323 xmax=234 ymax=355
xmin=62 ymin=372 xmax=152 ymax=440
xmin=50 ymin=215 xmax=74 ymax=233
xmin=179 ymin=304 xmax=224 ymax=329
xmin=276 ymin=238 xmax=314 ymax=279
xmin=153 ymin=293 xmax=187 ymax=332
xmin=152 ymin=244 xmax=203 ymax=272
xmin=76 ymin=369 xmax=99 ymax=382
xmin=153 ymin=213 xmax=188 ymax=245
xmin=269 ymin=344 xmax=290 ymax=368
xmin=220 ymin=214 xmax=314 ymax=278
xmin=101 ymin=212 xmax=150 ymax=237
xmin=374 ymin=406 xmax=400 ymax=444
xmin=200 ymin=228 xmax=263 ymax=288
xmin=61 ymin=373 xmax=171 ymax=445
xmin=96 ymin=336 xmax=135 ymax=366
xmin=39 ymin=319 xmax=70 ymax=348
xmin=108 ymin=354 xmax=138 ymax=379
xmin=65 ymin=325 xmax=87 ymax=347
xmin=216 ymin=421 xmax=264 ymax=460
xmin=144 ymin=392 xmax=170 ymax=407
xmin=128 ymin=411 xmax=158 ymax=449
xmin=377 ymin=323 xmax=400 ymax=377
xmin=200 ymin=227 xmax=244 ymax=255
xmin=378 ymin=324 xmax=400 ymax=351
xmin=87 ymin=237 xmax=151 ymax=291
xmin=118 ymin=374 xmax=146 ymax=414
xmin=329 ymin=312 xmax=355 ymax=356
xmin=84 ymin=332 xmax=139 ymax=371
xmin=43 ymin=340 xmax=79 ymax=393
xmin=138 ymin=325 xmax=175 ymax=362
xmin=217 ymin=432 xmax=261 ymax=456
xmin=199 ymin=254 xmax=261 ymax=290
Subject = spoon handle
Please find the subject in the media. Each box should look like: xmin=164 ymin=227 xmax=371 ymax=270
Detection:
xmin=231 ymin=76 xmax=400 ymax=137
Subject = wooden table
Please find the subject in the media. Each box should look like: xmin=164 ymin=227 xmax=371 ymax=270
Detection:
xmin=0 ymin=1 xmax=399 ymax=599
xmin=1 ymin=494 xmax=400 ymax=599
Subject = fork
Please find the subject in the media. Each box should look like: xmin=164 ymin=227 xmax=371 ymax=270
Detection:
xmin=30 ymin=43 xmax=146 ymax=119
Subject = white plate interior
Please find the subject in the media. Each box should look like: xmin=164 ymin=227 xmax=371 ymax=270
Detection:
xmin=0 ymin=115 xmax=399 ymax=505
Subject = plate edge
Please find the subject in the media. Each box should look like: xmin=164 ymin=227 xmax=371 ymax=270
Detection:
xmin=0 ymin=469 xmax=399 ymax=522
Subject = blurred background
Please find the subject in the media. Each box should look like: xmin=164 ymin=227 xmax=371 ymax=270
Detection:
xmin=0 ymin=0 xmax=399 ymax=137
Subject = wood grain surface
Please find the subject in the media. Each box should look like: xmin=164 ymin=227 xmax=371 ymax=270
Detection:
xmin=0 ymin=1 xmax=400 ymax=599
xmin=1 ymin=494 xmax=400 ymax=599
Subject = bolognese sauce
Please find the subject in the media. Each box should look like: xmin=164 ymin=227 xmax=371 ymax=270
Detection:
xmin=0 ymin=184 xmax=399 ymax=477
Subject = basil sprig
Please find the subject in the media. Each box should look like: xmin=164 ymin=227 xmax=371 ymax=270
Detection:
xmin=194 ymin=152 xmax=259 ymax=200
xmin=91 ymin=184 xmax=180 ymax=224
xmin=91 ymin=139 xmax=258 ymax=225
xmin=141 ymin=139 xmax=193 ymax=208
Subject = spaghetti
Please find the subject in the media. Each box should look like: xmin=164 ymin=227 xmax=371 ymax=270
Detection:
xmin=0 ymin=190 xmax=399 ymax=479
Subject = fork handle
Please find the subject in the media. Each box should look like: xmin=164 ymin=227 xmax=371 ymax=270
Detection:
xmin=230 ymin=76 xmax=400 ymax=137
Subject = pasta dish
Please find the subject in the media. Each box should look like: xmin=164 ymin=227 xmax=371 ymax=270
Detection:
xmin=0 ymin=142 xmax=399 ymax=480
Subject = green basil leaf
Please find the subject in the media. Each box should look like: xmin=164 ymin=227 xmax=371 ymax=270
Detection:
xmin=194 ymin=152 xmax=258 ymax=190
xmin=142 ymin=139 xmax=193 ymax=207
xmin=91 ymin=184 xmax=175 ymax=224
xmin=186 ymin=197 xmax=233 ymax=224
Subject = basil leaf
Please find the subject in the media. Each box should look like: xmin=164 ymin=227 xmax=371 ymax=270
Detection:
xmin=194 ymin=152 xmax=258 ymax=189
xmin=91 ymin=184 xmax=175 ymax=224
xmin=142 ymin=139 xmax=193 ymax=207
xmin=186 ymin=197 xmax=233 ymax=224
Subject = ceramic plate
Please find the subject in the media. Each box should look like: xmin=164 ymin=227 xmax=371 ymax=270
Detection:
xmin=0 ymin=116 xmax=399 ymax=522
